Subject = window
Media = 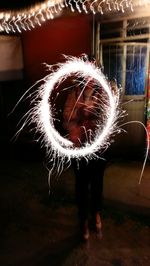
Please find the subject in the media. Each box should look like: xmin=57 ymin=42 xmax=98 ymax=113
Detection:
xmin=126 ymin=45 xmax=147 ymax=95
xmin=102 ymin=44 xmax=123 ymax=88
xmin=98 ymin=18 xmax=150 ymax=96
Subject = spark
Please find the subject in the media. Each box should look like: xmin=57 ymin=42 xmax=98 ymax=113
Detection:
xmin=98 ymin=0 xmax=106 ymax=14
xmin=120 ymin=120 xmax=149 ymax=184
xmin=106 ymin=0 xmax=112 ymax=11
xmin=12 ymin=56 xmax=148 ymax=185
xmin=0 ymin=0 xmax=64 ymax=33
xmin=114 ymin=0 xmax=120 ymax=10
xmin=68 ymin=0 xmax=75 ymax=12
xmin=90 ymin=0 xmax=98 ymax=14
xmin=75 ymin=0 xmax=82 ymax=13
xmin=20 ymin=56 xmax=121 ymax=170
xmin=1 ymin=0 xmax=150 ymax=33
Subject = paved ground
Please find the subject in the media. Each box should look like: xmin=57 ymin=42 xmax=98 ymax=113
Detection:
xmin=0 ymin=157 xmax=150 ymax=266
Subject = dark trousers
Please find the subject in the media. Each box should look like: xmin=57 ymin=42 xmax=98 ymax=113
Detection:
xmin=72 ymin=158 xmax=106 ymax=224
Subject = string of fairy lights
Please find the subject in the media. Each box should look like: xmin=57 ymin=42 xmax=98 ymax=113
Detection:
xmin=0 ymin=0 xmax=150 ymax=33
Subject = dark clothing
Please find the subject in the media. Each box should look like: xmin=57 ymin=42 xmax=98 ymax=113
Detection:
xmin=63 ymin=76 xmax=106 ymax=226
xmin=72 ymin=157 xmax=106 ymax=223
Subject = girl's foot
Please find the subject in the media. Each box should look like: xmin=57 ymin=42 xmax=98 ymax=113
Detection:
xmin=81 ymin=220 xmax=90 ymax=241
xmin=95 ymin=213 xmax=103 ymax=239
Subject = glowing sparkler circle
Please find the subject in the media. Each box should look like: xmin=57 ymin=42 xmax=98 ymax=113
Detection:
xmin=36 ymin=57 xmax=118 ymax=159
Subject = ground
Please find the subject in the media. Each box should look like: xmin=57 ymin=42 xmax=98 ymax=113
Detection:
xmin=0 ymin=158 xmax=150 ymax=266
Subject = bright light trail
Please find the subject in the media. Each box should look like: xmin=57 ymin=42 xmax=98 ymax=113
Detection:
xmin=30 ymin=56 xmax=121 ymax=162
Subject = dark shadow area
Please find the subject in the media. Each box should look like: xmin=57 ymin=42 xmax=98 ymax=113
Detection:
xmin=0 ymin=155 xmax=150 ymax=266
xmin=0 ymin=158 xmax=80 ymax=266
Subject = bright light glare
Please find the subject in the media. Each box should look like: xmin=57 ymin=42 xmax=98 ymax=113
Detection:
xmin=31 ymin=56 xmax=121 ymax=162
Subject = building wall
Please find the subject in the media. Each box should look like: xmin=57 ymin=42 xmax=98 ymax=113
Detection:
xmin=6 ymin=13 xmax=93 ymax=158
xmin=0 ymin=35 xmax=23 ymax=81
xmin=0 ymin=35 xmax=25 ymax=156
xmin=21 ymin=14 xmax=93 ymax=84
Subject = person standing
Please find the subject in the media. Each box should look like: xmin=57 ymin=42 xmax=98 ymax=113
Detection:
xmin=63 ymin=55 xmax=106 ymax=241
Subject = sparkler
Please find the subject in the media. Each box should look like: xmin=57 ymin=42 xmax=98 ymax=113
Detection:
xmin=23 ymin=56 xmax=121 ymax=170
xmin=13 ymin=55 xmax=149 ymax=184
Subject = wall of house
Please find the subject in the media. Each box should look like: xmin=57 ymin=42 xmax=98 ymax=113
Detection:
xmin=21 ymin=13 xmax=93 ymax=84
xmin=0 ymin=35 xmax=25 ymax=158
xmin=6 ymin=13 xmax=92 ymax=159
